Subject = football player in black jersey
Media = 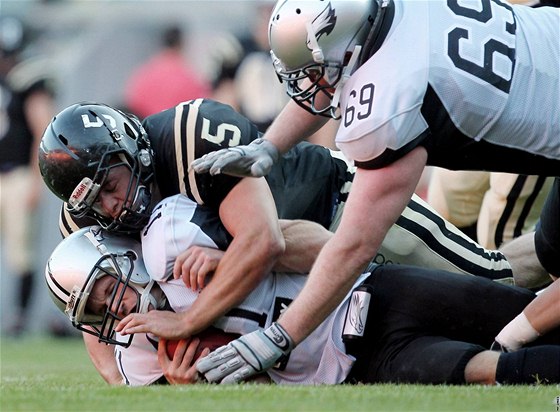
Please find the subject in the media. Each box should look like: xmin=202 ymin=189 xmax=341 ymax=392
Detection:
xmin=38 ymin=99 xmax=353 ymax=383
xmin=38 ymin=98 xmax=513 ymax=383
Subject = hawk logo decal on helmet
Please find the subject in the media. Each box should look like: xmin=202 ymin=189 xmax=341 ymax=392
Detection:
xmin=309 ymin=3 xmax=337 ymax=47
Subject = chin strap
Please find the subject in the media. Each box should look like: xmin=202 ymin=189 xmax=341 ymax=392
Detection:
xmin=331 ymin=45 xmax=363 ymax=112
xmin=306 ymin=21 xmax=325 ymax=64
xmin=359 ymin=0 xmax=395 ymax=66
xmin=137 ymin=279 xmax=159 ymax=314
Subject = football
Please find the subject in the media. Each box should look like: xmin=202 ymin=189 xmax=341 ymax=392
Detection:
xmin=165 ymin=327 xmax=240 ymax=364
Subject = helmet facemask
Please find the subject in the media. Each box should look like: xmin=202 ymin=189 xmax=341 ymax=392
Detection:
xmin=39 ymin=102 xmax=155 ymax=234
xmin=268 ymin=0 xmax=395 ymax=120
xmin=68 ymin=148 xmax=152 ymax=234
xmin=272 ymin=51 xmax=343 ymax=118
xmin=66 ymin=248 xmax=157 ymax=348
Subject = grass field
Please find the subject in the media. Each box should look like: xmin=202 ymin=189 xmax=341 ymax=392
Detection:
xmin=1 ymin=336 xmax=558 ymax=411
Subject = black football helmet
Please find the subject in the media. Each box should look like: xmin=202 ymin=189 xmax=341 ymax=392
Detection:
xmin=269 ymin=0 xmax=394 ymax=118
xmin=39 ymin=102 xmax=155 ymax=233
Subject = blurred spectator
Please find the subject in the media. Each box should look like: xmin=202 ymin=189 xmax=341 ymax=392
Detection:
xmin=0 ymin=16 xmax=56 ymax=336
xmin=211 ymin=2 xmax=338 ymax=147
xmin=124 ymin=24 xmax=211 ymax=119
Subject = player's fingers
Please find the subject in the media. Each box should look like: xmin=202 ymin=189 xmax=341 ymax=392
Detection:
xmin=157 ymin=338 xmax=171 ymax=368
xmin=196 ymin=344 xmax=234 ymax=373
xmin=190 ymin=155 xmax=211 ymax=173
xmin=220 ymin=365 xmax=255 ymax=384
xmin=179 ymin=337 xmax=200 ymax=369
xmin=196 ymin=260 xmax=216 ymax=290
xmin=203 ymin=356 xmax=244 ymax=383
xmin=118 ymin=316 xmax=151 ymax=335
xmin=197 ymin=347 xmax=211 ymax=363
xmin=192 ymin=150 xmax=225 ymax=174
xmin=173 ymin=254 xmax=186 ymax=280
xmin=114 ymin=313 xmax=136 ymax=332
xmin=189 ymin=259 xmax=203 ymax=292
xmin=208 ymin=151 xmax=241 ymax=175
xmin=173 ymin=338 xmax=192 ymax=368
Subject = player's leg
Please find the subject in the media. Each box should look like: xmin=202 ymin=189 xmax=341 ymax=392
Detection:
xmin=371 ymin=265 xmax=534 ymax=341
xmin=494 ymin=345 xmax=560 ymax=384
xmin=466 ymin=346 xmax=560 ymax=385
xmin=372 ymin=194 xmax=512 ymax=281
xmin=345 ymin=265 xmax=536 ymax=383
xmin=534 ymin=177 xmax=560 ymax=277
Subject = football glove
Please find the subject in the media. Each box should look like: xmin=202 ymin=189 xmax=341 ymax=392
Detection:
xmin=190 ymin=138 xmax=279 ymax=177
xmin=196 ymin=322 xmax=294 ymax=384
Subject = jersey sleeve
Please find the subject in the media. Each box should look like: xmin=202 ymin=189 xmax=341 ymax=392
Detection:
xmin=141 ymin=194 xmax=231 ymax=282
xmin=334 ymin=1 xmax=430 ymax=169
xmin=143 ymin=99 xmax=261 ymax=210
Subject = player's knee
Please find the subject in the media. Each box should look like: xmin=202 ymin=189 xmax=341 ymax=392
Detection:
xmin=464 ymin=350 xmax=499 ymax=385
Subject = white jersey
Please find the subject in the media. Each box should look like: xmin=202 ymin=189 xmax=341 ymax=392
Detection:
xmin=336 ymin=0 xmax=560 ymax=173
xmin=117 ymin=194 xmax=365 ymax=386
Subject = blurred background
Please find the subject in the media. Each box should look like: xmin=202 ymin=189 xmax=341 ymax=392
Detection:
xmin=0 ymin=0 xmax=282 ymax=338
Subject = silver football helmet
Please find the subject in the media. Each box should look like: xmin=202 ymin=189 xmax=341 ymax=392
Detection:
xmin=269 ymin=0 xmax=394 ymax=118
xmin=45 ymin=226 xmax=162 ymax=347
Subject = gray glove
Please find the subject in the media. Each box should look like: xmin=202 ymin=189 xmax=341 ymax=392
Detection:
xmin=196 ymin=323 xmax=294 ymax=384
xmin=191 ymin=138 xmax=279 ymax=177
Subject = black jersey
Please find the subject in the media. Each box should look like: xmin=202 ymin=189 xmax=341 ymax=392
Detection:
xmin=144 ymin=99 xmax=261 ymax=209
xmin=59 ymin=99 xmax=352 ymax=237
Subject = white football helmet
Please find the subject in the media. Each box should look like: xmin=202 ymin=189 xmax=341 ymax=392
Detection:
xmin=269 ymin=0 xmax=394 ymax=118
xmin=45 ymin=226 xmax=161 ymax=347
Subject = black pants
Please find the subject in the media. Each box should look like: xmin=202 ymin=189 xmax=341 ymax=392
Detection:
xmin=535 ymin=177 xmax=560 ymax=277
xmin=345 ymin=265 xmax=558 ymax=384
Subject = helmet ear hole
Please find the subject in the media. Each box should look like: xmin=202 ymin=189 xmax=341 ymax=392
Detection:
xmin=124 ymin=123 xmax=137 ymax=140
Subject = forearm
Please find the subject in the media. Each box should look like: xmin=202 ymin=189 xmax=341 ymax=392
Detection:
xmin=83 ymin=332 xmax=123 ymax=385
xmin=495 ymin=278 xmax=559 ymax=350
xmin=278 ymin=148 xmax=427 ymax=344
xmin=275 ymin=219 xmax=332 ymax=273
xmin=181 ymin=230 xmax=283 ymax=334
xmin=524 ymin=279 xmax=559 ymax=334
xmin=180 ymin=178 xmax=284 ymax=334
xmin=264 ymin=100 xmax=328 ymax=154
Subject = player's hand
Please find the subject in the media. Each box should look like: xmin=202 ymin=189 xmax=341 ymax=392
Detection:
xmin=158 ymin=337 xmax=209 ymax=384
xmin=191 ymin=138 xmax=279 ymax=177
xmin=115 ymin=310 xmax=190 ymax=340
xmin=196 ymin=323 xmax=294 ymax=384
xmin=173 ymin=246 xmax=224 ymax=291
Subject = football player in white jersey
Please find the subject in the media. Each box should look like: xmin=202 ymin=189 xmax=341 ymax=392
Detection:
xmin=45 ymin=195 xmax=560 ymax=386
xmin=39 ymin=98 xmax=521 ymax=384
xmin=189 ymin=0 xmax=560 ymax=382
